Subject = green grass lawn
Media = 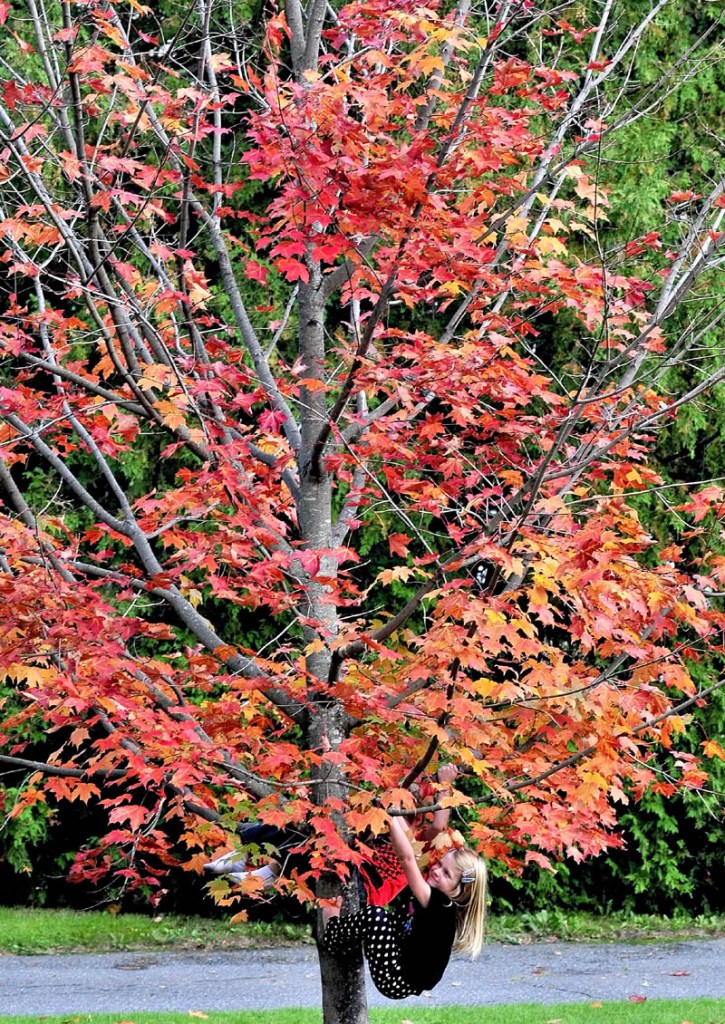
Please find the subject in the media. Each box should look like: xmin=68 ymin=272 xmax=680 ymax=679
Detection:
xmin=2 ymin=905 xmax=724 ymax=954
xmin=1 ymin=1001 xmax=724 ymax=1024
xmin=0 ymin=905 xmax=310 ymax=954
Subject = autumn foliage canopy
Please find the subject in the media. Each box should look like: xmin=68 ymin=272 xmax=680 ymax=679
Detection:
xmin=1 ymin=0 xmax=725 ymax=911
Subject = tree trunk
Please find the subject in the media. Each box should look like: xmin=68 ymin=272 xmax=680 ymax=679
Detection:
xmin=297 ymin=258 xmax=367 ymax=1023
xmin=318 ymin=942 xmax=369 ymax=1024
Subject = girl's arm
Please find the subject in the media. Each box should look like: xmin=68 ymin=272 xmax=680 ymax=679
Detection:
xmin=388 ymin=814 xmax=431 ymax=907
xmin=418 ymin=764 xmax=458 ymax=842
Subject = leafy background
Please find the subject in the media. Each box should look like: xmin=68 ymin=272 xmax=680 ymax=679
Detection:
xmin=0 ymin=0 xmax=723 ymax=917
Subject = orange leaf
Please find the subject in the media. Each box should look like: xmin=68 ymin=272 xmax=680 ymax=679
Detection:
xmin=702 ymin=739 xmax=725 ymax=760
xmin=389 ymin=533 xmax=411 ymax=557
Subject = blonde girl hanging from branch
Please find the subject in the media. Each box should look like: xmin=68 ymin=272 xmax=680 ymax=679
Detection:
xmin=320 ymin=812 xmax=488 ymax=999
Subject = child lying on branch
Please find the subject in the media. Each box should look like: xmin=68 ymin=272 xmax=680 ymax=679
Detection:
xmin=204 ymin=763 xmax=460 ymax=897
xmin=204 ymin=764 xmax=487 ymax=999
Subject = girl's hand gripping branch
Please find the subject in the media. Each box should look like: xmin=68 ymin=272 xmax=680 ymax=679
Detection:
xmin=418 ymin=762 xmax=459 ymax=842
xmin=436 ymin=763 xmax=458 ymax=787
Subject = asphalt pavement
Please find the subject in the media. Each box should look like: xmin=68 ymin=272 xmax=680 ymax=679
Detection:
xmin=1 ymin=938 xmax=724 ymax=1015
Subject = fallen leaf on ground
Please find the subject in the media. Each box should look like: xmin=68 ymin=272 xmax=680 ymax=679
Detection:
xmin=628 ymin=994 xmax=647 ymax=1003
xmin=590 ymin=1002 xmax=602 ymax=1008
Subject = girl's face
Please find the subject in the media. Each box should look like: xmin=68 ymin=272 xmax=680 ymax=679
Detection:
xmin=427 ymin=851 xmax=462 ymax=896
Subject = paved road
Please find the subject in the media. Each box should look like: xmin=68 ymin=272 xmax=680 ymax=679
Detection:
xmin=2 ymin=939 xmax=724 ymax=1015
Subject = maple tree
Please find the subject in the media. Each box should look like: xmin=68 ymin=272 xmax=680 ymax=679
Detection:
xmin=2 ymin=0 xmax=725 ymax=1020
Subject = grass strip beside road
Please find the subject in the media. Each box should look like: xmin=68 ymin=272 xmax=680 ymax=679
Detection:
xmin=0 ymin=906 xmax=309 ymax=954
xmin=1 ymin=1001 xmax=725 ymax=1024
xmin=2 ymin=906 xmax=725 ymax=954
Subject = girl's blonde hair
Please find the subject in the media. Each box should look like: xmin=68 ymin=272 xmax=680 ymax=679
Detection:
xmin=450 ymin=847 xmax=487 ymax=958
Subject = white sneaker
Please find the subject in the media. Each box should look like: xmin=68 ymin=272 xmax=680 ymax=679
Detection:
xmin=233 ymin=863 xmax=280 ymax=889
xmin=204 ymin=851 xmax=247 ymax=876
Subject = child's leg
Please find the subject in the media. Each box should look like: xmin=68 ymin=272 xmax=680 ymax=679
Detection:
xmin=322 ymin=905 xmax=415 ymax=1000
xmin=322 ymin=905 xmax=366 ymax=954
xmin=205 ymin=822 xmax=304 ymax=881
xmin=361 ymin=905 xmax=416 ymax=1000
xmin=205 ymin=823 xmax=281 ymax=876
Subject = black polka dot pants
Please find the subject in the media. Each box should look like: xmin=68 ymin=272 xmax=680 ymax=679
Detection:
xmin=322 ymin=904 xmax=417 ymax=1000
